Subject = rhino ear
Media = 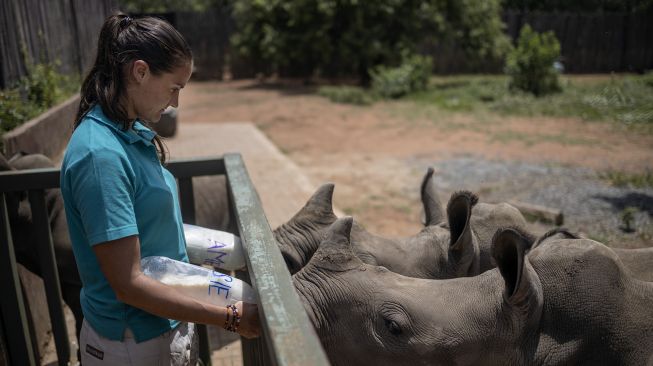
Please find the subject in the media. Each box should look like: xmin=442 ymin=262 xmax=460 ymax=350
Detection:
xmin=290 ymin=183 xmax=337 ymax=224
xmin=421 ymin=167 xmax=445 ymax=226
xmin=447 ymin=191 xmax=478 ymax=275
xmin=491 ymin=227 xmax=537 ymax=304
xmin=310 ymin=217 xmax=363 ymax=271
xmin=275 ymin=184 xmax=338 ymax=275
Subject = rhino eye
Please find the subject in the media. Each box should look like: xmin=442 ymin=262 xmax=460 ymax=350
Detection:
xmin=384 ymin=318 xmax=402 ymax=336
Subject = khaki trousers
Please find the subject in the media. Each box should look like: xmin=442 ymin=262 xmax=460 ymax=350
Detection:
xmin=80 ymin=319 xmax=198 ymax=365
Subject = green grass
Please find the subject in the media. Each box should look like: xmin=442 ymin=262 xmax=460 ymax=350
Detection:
xmin=317 ymin=85 xmax=376 ymax=105
xmin=489 ymin=130 xmax=599 ymax=147
xmin=315 ymin=73 xmax=653 ymax=134
xmin=406 ymin=73 xmax=653 ymax=132
xmin=600 ymin=170 xmax=653 ymax=188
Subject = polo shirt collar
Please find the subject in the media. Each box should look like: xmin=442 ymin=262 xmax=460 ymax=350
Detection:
xmin=87 ymin=104 xmax=156 ymax=146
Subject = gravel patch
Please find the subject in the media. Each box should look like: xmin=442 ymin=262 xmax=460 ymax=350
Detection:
xmin=408 ymin=155 xmax=653 ymax=248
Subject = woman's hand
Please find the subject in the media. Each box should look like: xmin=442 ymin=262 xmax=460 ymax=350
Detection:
xmin=234 ymin=301 xmax=261 ymax=339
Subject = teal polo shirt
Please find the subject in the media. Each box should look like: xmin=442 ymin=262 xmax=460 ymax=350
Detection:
xmin=61 ymin=104 xmax=188 ymax=343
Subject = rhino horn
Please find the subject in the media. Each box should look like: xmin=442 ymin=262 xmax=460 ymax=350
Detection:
xmin=421 ymin=167 xmax=445 ymax=226
xmin=491 ymin=227 xmax=539 ymax=307
xmin=290 ymin=183 xmax=337 ymax=224
xmin=311 ymin=217 xmax=363 ymax=272
xmin=447 ymin=190 xmax=478 ymax=275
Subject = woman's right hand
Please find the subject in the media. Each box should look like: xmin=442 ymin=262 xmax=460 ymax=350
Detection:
xmin=234 ymin=301 xmax=261 ymax=339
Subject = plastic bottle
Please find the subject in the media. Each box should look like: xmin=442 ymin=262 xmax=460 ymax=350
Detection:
xmin=183 ymin=224 xmax=246 ymax=271
xmin=141 ymin=256 xmax=258 ymax=306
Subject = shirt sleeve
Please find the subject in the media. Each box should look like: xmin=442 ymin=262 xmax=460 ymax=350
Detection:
xmin=67 ymin=148 xmax=139 ymax=246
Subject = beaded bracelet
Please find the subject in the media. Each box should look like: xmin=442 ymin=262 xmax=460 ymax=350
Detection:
xmin=223 ymin=306 xmax=231 ymax=330
xmin=225 ymin=304 xmax=241 ymax=332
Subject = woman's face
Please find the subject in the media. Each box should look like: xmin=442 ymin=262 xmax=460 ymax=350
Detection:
xmin=126 ymin=60 xmax=193 ymax=123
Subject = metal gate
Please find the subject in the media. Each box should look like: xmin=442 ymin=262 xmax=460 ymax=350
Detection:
xmin=0 ymin=154 xmax=329 ymax=366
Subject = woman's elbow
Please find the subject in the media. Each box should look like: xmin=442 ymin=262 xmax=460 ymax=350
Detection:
xmin=109 ymin=277 xmax=142 ymax=305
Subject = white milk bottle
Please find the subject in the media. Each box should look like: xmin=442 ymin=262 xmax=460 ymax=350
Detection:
xmin=183 ymin=224 xmax=246 ymax=271
xmin=141 ymin=256 xmax=258 ymax=306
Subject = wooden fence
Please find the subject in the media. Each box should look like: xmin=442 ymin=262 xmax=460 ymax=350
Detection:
xmin=424 ymin=10 xmax=653 ymax=74
xmin=2 ymin=5 xmax=652 ymax=88
xmin=161 ymin=8 xmax=653 ymax=77
xmin=0 ymin=0 xmax=114 ymax=89
xmin=503 ymin=10 xmax=653 ymax=73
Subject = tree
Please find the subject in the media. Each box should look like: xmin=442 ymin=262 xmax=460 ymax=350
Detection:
xmin=117 ymin=0 xmax=219 ymax=13
xmin=231 ymin=0 xmax=510 ymax=81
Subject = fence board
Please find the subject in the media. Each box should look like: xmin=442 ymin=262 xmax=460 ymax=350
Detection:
xmin=0 ymin=0 xmax=113 ymax=88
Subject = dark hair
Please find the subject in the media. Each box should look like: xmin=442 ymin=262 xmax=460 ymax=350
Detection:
xmin=75 ymin=13 xmax=192 ymax=163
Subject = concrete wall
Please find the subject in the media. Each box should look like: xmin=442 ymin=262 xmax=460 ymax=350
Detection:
xmin=2 ymin=95 xmax=78 ymax=161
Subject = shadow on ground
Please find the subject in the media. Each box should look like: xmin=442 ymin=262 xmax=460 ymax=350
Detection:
xmin=594 ymin=192 xmax=653 ymax=216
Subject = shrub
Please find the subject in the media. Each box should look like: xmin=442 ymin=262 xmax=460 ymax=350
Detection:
xmin=371 ymin=54 xmax=433 ymax=99
xmin=318 ymin=86 xmax=374 ymax=105
xmin=643 ymin=71 xmax=653 ymax=88
xmin=232 ymin=0 xmax=508 ymax=81
xmin=0 ymin=89 xmax=32 ymax=133
xmin=20 ymin=62 xmax=62 ymax=108
xmin=1 ymin=62 xmax=79 ymax=149
xmin=620 ymin=206 xmax=638 ymax=233
xmin=505 ymin=25 xmax=561 ymax=96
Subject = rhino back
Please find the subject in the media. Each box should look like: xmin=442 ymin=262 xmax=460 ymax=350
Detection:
xmin=530 ymin=239 xmax=653 ymax=364
xmin=613 ymin=247 xmax=653 ymax=282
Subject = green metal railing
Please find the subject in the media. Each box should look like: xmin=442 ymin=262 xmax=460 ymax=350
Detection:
xmin=0 ymin=154 xmax=329 ymax=366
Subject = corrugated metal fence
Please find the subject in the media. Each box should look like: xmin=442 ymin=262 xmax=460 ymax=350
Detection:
xmin=0 ymin=0 xmax=114 ymax=89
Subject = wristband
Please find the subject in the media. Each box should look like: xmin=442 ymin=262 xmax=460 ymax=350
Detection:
xmin=225 ymin=304 xmax=241 ymax=333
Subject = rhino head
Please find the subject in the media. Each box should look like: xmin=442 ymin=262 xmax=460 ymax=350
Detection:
xmin=353 ymin=167 xmax=529 ymax=279
xmin=293 ymin=218 xmax=545 ymax=366
xmin=294 ymin=218 xmax=653 ymax=365
xmin=352 ymin=187 xmax=481 ymax=279
xmin=274 ymin=183 xmax=338 ymax=274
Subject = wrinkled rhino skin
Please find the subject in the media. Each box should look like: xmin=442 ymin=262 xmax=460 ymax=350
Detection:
xmin=293 ymin=218 xmax=653 ymax=366
xmin=614 ymin=247 xmax=653 ymax=282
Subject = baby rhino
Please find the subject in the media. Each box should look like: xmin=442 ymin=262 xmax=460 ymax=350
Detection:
xmin=293 ymin=218 xmax=653 ymax=366
xmin=276 ymin=167 xmax=527 ymax=278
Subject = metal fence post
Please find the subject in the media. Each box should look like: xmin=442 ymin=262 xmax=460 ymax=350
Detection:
xmin=224 ymin=153 xmax=330 ymax=366
xmin=0 ymin=193 xmax=36 ymax=366
xmin=28 ymin=189 xmax=70 ymax=365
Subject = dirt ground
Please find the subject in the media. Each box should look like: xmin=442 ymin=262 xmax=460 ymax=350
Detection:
xmin=178 ymin=79 xmax=653 ymax=245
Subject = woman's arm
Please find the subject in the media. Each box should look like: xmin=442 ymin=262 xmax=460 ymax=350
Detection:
xmin=93 ymin=235 xmax=260 ymax=338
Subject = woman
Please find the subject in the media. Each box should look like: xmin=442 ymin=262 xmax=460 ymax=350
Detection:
xmin=60 ymin=14 xmax=260 ymax=365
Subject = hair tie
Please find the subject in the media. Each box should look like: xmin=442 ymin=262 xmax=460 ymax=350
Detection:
xmin=120 ymin=16 xmax=132 ymax=28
